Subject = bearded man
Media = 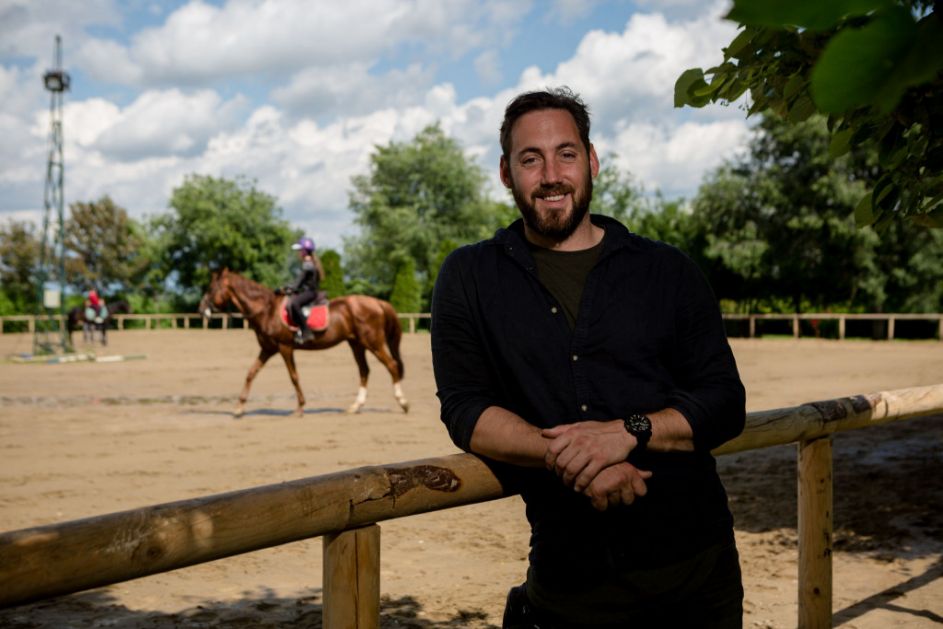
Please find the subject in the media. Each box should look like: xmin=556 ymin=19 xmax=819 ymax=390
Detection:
xmin=431 ymin=87 xmax=746 ymax=627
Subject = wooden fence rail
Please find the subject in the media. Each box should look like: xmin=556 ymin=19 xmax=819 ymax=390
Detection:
xmin=1 ymin=384 xmax=942 ymax=628
xmin=0 ymin=313 xmax=433 ymax=334
xmin=1 ymin=312 xmax=941 ymax=339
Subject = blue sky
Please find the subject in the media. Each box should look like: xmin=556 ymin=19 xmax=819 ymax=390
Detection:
xmin=0 ymin=0 xmax=748 ymax=249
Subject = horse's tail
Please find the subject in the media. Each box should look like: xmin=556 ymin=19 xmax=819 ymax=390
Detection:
xmin=381 ymin=299 xmax=405 ymax=379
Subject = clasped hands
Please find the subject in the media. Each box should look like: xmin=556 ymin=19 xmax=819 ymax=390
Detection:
xmin=543 ymin=420 xmax=652 ymax=512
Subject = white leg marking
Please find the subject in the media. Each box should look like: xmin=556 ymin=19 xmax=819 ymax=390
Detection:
xmin=347 ymin=386 xmax=368 ymax=413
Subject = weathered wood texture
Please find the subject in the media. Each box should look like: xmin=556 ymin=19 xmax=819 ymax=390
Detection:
xmin=798 ymin=438 xmax=833 ymax=629
xmin=714 ymin=384 xmax=943 ymax=455
xmin=0 ymin=455 xmax=503 ymax=608
xmin=323 ymin=525 xmax=380 ymax=629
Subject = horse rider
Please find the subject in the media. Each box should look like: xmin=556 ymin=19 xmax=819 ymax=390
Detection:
xmin=287 ymin=236 xmax=325 ymax=344
xmin=85 ymin=289 xmax=107 ymax=323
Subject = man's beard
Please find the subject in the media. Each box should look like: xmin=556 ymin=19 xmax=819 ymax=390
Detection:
xmin=510 ymin=170 xmax=593 ymax=242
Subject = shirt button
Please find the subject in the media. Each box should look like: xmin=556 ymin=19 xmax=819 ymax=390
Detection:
xmin=572 ymin=354 xmax=578 ymax=361
xmin=580 ymin=404 xmax=588 ymax=412
xmin=551 ymin=306 xmax=558 ymax=314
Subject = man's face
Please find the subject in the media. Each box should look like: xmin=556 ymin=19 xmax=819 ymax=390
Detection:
xmin=500 ymin=108 xmax=599 ymax=242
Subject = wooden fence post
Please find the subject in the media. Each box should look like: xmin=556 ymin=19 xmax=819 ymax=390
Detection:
xmin=888 ymin=317 xmax=895 ymax=341
xmin=798 ymin=437 xmax=832 ymax=629
xmin=838 ymin=317 xmax=845 ymax=340
xmin=323 ymin=524 xmax=380 ymax=629
xmin=749 ymin=316 xmax=755 ymax=338
xmin=793 ymin=315 xmax=800 ymax=339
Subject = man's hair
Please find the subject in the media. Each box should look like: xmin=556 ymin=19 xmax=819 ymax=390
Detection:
xmin=499 ymin=87 xmax=591 ymax=158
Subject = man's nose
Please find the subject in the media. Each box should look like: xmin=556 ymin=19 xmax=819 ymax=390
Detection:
xmin=541 ymin=157 xmax=562 ymax=184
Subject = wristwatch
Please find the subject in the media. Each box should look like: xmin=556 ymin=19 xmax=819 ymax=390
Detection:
xmin=623 ymin=414 xmax=652 ymax=452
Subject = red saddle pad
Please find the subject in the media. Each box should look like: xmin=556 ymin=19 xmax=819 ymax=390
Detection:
xmin=280 ymin=299 xmax=329 ymax=332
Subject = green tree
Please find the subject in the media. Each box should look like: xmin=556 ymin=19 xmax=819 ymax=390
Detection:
xmin=345 ymin=124 xmax=501 ymax=304
xmin=64 ymin=196 xmax=150 ymax=294
xmin=0 ymin=219 xmax=40 ymax=314
xmin=319 ymin=248 xmax=346 ymax=297
xmin=589 ymin=157 xmax=649 ymax=224
xmin=675 ymin=0 xmax=943 ymax=227
xmin=389 ymin=257 xmax=422 ymax=315
xmin=692 ymin=114 xmax=943 ymax=313
xmin=151 ymin=175 xmax=299 ymax=303
xmin=590 ymin=156 xmax=701 ymax=260
xmin=695 ymin=116 xmax=877 ymax=312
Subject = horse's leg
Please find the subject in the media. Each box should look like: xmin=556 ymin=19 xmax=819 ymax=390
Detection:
xmin=366 ymin=343 xmax=409 ymax=413
xmin=101 ymin=323 xmax=108 ymax=347
xmin=278 ymin=345 xmax=306 ymax=417
xmin=346 ymin=341 xmax=370 ymax=414
xmin=235 ymin=347 xmax=276 ymax=418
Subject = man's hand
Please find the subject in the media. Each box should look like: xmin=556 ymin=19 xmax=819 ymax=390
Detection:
xmin=583 ymin=461 xmax=652 ymax=512
xmin=542 ymin=420 xmax=635 ymax=492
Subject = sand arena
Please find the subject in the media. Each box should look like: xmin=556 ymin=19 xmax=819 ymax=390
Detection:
xmin=1 ymin=329 xmax=941 ymax=628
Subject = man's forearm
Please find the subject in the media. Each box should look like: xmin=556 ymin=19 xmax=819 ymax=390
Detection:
xmin=469 ymin=406 xmax=549 ymax=467
xmin=648 ymin=407 xmax=695 ymax=453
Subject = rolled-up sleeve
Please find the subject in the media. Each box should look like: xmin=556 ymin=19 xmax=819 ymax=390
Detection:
xmin=431 ymin=249 xmax=503 ymax=452
xmin=664 ymin=255 xmax=746 ymax=451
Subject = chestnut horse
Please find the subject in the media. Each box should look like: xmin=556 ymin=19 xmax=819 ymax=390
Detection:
xmin=199 ymin=268 xmax=409 ymax=417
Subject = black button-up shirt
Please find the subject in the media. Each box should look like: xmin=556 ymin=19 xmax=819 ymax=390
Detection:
xmin=431 ymin=215 xmax=745 ymax=579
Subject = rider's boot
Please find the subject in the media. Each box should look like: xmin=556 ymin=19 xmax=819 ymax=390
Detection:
xmin=295 ymin=327 xmax=314 ymax=344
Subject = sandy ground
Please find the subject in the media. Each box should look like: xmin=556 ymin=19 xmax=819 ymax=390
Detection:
xmin=0 ymin=329 xmax=941 ymax=628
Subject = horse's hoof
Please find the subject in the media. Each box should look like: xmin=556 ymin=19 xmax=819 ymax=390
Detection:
xmin=233 ymin=409 xmax=244 ymax=419
xmin=295 ymin=408 xmax=305 ymax=418
xmin=346 ymin=404 xmax=362 ymax=414
xmin=400 ymin=401 xmax=410 ymax=414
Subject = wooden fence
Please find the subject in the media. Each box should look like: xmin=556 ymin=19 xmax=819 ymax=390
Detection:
xmin=2 ymin=312 xmax=940 ymax=339
xmin=724 ymin=312 xmax=943 ymax=340
xmin=1 ymin=384 xmax=941 ymax=628
xmin=0 ymin=313 xmax=432 ymax=334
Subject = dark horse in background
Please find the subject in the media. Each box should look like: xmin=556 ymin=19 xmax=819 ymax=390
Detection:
xmin=199 ymin=268 xmax=409 ymax=417
xmin=67 ymin=300 xmax=131 ymax=346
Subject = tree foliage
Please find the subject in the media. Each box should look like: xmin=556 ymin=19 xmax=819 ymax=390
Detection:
xmin=675 ymin=0 xmax=943 ymax=228
xmin=344 ymin=124 xmax=503 ymax=304
xmin=0 ymin=219 xmax=40 ymax=313
xmin=319 ymin=248 xmax=346 ymax=298
xmin=693 ymin=115 xmax=943 ymax=312
xmin=64 ymin=196 xmax=150 ymax=293
xmin=389 ymin=257 xmax=422 ymax=315
xmin=152 ymin=175 xmax=298 ymax=301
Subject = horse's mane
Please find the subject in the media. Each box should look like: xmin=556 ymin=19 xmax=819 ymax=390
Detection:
xmin=226 ymin=271 xmax=277 ymax=304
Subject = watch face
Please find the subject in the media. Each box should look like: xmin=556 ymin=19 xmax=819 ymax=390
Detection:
xmin=627 ymin=414 xmax=651 ymax=433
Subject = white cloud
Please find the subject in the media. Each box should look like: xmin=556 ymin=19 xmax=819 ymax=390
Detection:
xmin=272 ymin=63 xmax=433 ymax=119
xmin=0 ymin=0 xmax=119 ymax=61
xmin=605 ymin=120 xmax=749 ymax=198
xmin=86 ymin=89 xmax=247 ymax=160
xmin=75 ymin=0 xmax=532 ymax=87
xmin=474 ymin=49 xmax=502 ymax=86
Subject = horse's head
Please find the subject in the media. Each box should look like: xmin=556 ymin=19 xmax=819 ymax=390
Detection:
xmin=199 ymin=268 xmax=232 ymax=318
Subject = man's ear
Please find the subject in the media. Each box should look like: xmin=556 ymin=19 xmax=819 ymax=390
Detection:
xmin=499 ymin=155 xmax=512 ymax=189
xmin=589 ymin=144 xmax=600 ymax=179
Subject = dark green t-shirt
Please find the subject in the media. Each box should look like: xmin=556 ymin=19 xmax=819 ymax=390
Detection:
xmin=529 ymin=233 xmax=605 ymax=329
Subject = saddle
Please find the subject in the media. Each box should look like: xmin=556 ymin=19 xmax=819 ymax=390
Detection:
xmin=280 ymin=293 xmax=329 ymax=332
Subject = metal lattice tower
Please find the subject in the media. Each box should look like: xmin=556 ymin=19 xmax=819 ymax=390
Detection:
xmin=33 ymin=34 xmax=72 ymax=355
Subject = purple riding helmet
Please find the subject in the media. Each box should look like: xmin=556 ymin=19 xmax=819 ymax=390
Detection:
xmin=292 ymin=236 xmax=315 ymax=253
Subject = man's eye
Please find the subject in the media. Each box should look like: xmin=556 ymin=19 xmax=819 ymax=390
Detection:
xmin=522 ymin=156 xmax=538 ymax=165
